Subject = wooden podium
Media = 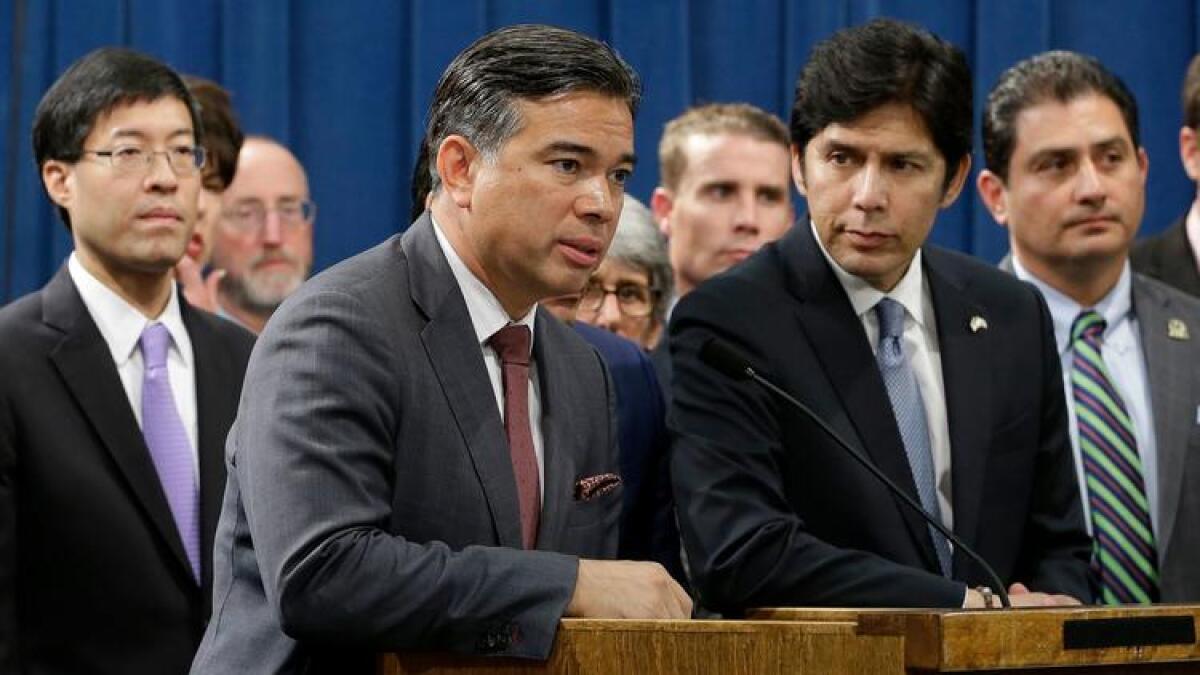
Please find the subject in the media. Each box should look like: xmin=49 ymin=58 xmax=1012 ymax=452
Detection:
xmin=380 ymin=605 xmax=1200 ymax=674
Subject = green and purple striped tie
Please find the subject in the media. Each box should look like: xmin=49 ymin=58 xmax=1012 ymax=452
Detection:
xmin=1070 ymin=310 xmax=1158 ymax=604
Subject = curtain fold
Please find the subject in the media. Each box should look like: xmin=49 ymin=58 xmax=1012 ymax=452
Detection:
xmin=2 ymin=0 xmax=1196 ymax=301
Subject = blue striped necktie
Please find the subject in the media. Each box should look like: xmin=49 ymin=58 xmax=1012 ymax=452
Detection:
xmin=874 ymin=298 xmax=952 ymax=577
xmin=1070 ymin=310 xmax=1158 ymax=604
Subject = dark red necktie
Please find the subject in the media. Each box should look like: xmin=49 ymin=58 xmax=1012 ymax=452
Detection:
xmin=488 ymin=324 xmax=540 ymax=549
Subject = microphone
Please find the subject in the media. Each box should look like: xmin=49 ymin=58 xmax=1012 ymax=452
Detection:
xmin=698 ymin=337 xmax=1012 ymax=608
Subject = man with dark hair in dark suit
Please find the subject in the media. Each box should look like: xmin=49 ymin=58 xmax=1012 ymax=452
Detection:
xmin=979 ymin=51 xmax=1200 ymax=603
xmin=1132 ymin=53 xmax=1200 ymax=297
xmin=670 ymin=19 xmax=1092 ymax=612
xmin=0 ymin=47 xmax=255 ymax=674
xmin=191 ymin=25 xmax=689 ymax=675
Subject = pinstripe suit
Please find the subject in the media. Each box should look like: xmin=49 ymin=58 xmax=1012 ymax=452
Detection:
xmin=192 ymin=215 xmax=621 ymax=674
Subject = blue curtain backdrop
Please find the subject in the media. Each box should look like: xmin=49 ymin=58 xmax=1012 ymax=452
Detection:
xmin=2 ymin=0 xmax=1199 ymax=302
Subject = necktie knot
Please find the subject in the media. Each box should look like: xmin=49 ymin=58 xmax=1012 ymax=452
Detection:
xmin=140 ymin=322 xmax=171 ymax=370
xmin=1071 ymin=310 xmax=1106 ymax=345
xmin=489 ymin=324 xmax=531 ymax=367
xmin=874 ymin=298 xmax=907 ymax=367
xmin=875 ymin=297 xmax=906 ymax=340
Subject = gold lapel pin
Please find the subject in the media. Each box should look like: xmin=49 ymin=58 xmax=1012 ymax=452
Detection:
xmin=969 ymin=315 xmax=988 ymax=334
xmin=1168 ymin=318 xmax=1190 ymax=341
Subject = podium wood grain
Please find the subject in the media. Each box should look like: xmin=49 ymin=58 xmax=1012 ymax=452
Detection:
xmin=753 ymin=605 xmax=1200 ymax=672
xmin=379 ymin=606 xmax=1200 ymax=674
xmin=380 ymin=619 xmax=905 ymax=674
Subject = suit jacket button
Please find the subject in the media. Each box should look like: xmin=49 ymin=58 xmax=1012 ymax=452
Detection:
xmin=476 ymin=632 xmax=502 ymax=652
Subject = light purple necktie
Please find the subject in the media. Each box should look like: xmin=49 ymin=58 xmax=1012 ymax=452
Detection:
xmin=139 ymin=322 xmax=200 ymax=583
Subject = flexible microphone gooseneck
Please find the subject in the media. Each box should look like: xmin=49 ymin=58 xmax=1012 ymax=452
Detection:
xmin=698 ymin=337 xmax=1012 ymax=609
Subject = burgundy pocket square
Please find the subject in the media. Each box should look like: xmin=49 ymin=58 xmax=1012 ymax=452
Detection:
xmin=574 ymin=473 xmax=621 ymax=501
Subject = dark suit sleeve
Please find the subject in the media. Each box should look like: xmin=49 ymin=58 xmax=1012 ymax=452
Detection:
xmin=0 ymin=379 xmax=17 ymax=671
xmin=236 ymin=289 xmax=578 ymax=658
xmin=637 ymin=350 xmax=685 ymax=584
xmin=1013 ymin=287 xmax=1095 ymax=601
xmin=669 ymin=289 xmax=966 ymax=611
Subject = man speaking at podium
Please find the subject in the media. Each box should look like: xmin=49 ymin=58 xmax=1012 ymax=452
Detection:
xmin=191 ymin=24 xmax=689 ymax=674
xmin=669 ymin=19 xmax=1093 ymax=612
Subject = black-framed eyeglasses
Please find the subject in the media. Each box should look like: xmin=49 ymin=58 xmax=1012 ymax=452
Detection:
xmin=221 ymin=199 xmax=317 ymax=235
xmin=82 ymin=145 xmax=207 ymax=176
xmin=577 ymin=281 xmax=655 ymax=318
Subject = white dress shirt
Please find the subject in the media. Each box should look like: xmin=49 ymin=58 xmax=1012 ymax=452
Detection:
xmin=67 ymin=252 xmax=200 ymax=473
xmin=432 ymin=217 xmax=546 ymax=495
xmin=1011 ymin=257 xmax=1159 ymax=538
xmin=811 ymin=222 xmax=954 ymax=529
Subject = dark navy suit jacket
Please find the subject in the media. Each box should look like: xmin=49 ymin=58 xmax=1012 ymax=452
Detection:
xmin=573 ymin=322 xmax=683 ymax=583
xmin=670 ymin=223 xmax=1092 ymax=611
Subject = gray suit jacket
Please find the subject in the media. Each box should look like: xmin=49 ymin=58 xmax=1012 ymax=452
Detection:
xmin=1000 ymin=254 xmax=1200 ymax=601
xmin=1132 ymin=216 xmax=1200 ymax=298
xmin=1131 ymin=273 xmax=1200 ymax=602
xmin=191 ymin=216 xmax=621 ymax=674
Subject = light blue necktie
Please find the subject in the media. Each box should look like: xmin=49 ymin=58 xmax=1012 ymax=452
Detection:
xmin=140 ymin=323 xmax=201 ymax=583
xmin=874 ymin=298 xmax=952 ymax=577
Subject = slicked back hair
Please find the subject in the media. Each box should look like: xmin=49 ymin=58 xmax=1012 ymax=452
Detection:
xmin=981 ymin=50 xmax=1139 ymax=182
xmin=657 ymin=103 xmax=789 ymax=192
xmin=33 ymin=47 xmax=202 ymax=228
xmin=790 ymin=18 xmax=972 ymax=190
xmin=424 ymin=24 xmax=640 ymax=193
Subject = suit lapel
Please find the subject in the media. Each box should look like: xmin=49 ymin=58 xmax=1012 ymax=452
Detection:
xmin=42 ymin=266 xmax=195 ymax=581
xmin=183 ymin=304 xmax=232 ymax=601
xmin=1132 ymin=275 xmax=1194 ymax=560
xmin=529 ymin=312 xmax=577 ymax=551
xmin=925 ymin=253 xmax=992 ymax=561
xmin=405 ymin=218 xmax=524 ymax=549
xmin=783 ymin=227 xmax=942 ymax=574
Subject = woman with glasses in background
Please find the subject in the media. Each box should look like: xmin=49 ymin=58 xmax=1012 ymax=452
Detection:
xmin=576 ymin=196 xmax=674 ymax=350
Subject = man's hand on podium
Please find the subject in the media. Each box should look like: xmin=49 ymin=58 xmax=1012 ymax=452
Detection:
xmin=965 ymin=582 xmax=1083 ymax=608
xmin=566 ymin=560 xmax=693 ymax=619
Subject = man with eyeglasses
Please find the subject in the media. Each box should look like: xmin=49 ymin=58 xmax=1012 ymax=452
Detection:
xmin=0 ymin=48 xmax=255 ymax=674
xmin=208 ymin=136 xmax=315 ymax=333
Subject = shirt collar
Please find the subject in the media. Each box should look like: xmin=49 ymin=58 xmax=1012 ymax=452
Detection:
xmin=809 ymin=219 xmax=928 ymax=328
xmin=430 ymin=215 xmax=537 ymax=350
xmin=1010 ymin=253 xmax=1133 ymax=354
xmin=67 ymin=251 xmax=194 ymax=368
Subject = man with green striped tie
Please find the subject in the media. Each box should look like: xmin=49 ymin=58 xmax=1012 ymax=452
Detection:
xmin=979 ymin=51 xmax=1200 ymax=603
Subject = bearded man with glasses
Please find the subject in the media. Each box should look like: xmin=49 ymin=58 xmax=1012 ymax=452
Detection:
xmin=209 ymin=136 xmax=315 ymax=334
xmin=0 ymin=48 xmax=255 ymax=674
